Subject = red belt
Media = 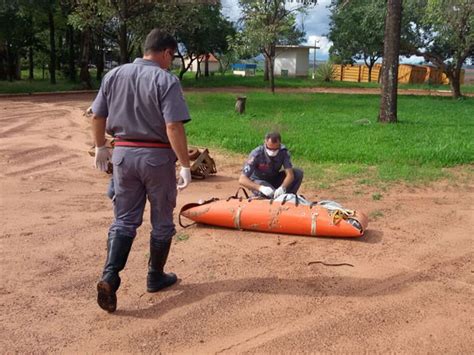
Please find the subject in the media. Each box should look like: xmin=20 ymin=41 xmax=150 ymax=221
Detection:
xmin=114 ymin=138 xmax=171 ymax=148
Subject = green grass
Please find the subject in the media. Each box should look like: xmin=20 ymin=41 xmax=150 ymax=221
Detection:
xmin=0 ymin=69 xmax=100 ymax=94
xmin=179 ymin=71 xmax=374 ymax=89
xmin=1 ymin=68 xmax=473 ymax=95
xmin=184 ymin=92 xmax=474 ymax=186
xmin=179 ymin=71 xmax=474 ymax=93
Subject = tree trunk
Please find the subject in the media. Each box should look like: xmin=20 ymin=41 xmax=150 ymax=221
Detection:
xmin=79 ymin=30 xmax=92 ymax=89
xmin=378 ymin=0 xmax=402 ymax=123
xmin=264 ymin=56 xmax=269 ymax=81
xmin=67 ymin=27 xmax=76 ymax=81
xmin=96 ymin=34 xmax=105 ymax=81
xmin=269 ymin=45 xmax=276 ymax=93
xmin=195 ymin=59 xmax=201 ymax=80
xmin=269 ymin=60 xmax=275 ymax=93
xmin=118 ymin=22 xmax=128 ymax=64
xmin=6 ymin=45 xmax=15 ymax=81
xmin=29 ymin=46 xmax=34 ymax=80
xmin=265 ymin=51 xmax=276 ymax=94
xmin=56 ymin=32 xmax=62 ymax=70
xmin=179 ymin=55 xmax=186 ymax=80
xmin=449 ymin=68 xmax=462 ymax=99
xmin=0 ymin=49 xmax=6 ymax=80
xmin=48 ymin=4 xmax=56 ymax=84
xmin=14 ymin=55 xmax=21 ymax=80
xmin=204 ymin=54 xmax=209 ymax=77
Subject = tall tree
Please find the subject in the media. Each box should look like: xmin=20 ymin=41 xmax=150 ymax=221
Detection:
xmin=108 ymin=0 xmax=153 ymax=64
xmin=235 ymin=0 xmax=312 ymax=93
xmin=328 ymin=0 xmax=386 ymax=82
xmin=0 ymin=1 xmax=31 ymax=81
xmin=403 ymin=0 xmax=474 ymax=98
xmin=47 ymin=0 xmax=56 ymax=84
xmin=69 ymin=0 xmax=116 ymax=87
xmin=379 ymin=0 xmax=402 ymax=123
xmin=135 ymin=3 xmax=235 ymax=80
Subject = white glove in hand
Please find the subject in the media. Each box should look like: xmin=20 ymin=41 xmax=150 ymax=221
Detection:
xmin=274 ymin=186 xmax=286 ymax=199
xmin=258 ymin=185 xmax=275 ymax=198
xmin=94 ymin=145 xmax=110 ymax=172
xmin=177 ymin=167 xmax=192 ymax=190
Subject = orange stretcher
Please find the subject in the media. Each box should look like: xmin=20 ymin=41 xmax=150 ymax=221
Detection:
xmin=179 ymin=189 xmax=368 ymax=238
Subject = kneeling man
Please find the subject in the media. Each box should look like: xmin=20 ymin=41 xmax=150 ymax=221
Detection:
xmin=239 ymin=132 xmax=303 ymax=199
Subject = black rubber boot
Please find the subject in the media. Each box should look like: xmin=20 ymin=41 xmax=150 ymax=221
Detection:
xmin=97 ymin=231 xmax=133 ymax=313
xmin=147 ymin=238 xmax=177 ymax=293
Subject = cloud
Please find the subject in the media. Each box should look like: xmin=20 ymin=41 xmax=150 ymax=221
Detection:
xmin=221 ymin=0 xmax=333 ymax=58
xmin=305 ymin=35 xmax=332 ymax=60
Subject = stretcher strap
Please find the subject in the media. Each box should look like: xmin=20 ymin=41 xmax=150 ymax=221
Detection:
xmin=311 ymin=212 xmax=318 ymax=236
xmin=234 ymin=207 xmax=242 ymax=230
xmin=232 ymin=187 xmax=249 ymax=199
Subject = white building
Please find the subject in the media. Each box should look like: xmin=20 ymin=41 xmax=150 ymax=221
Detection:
xmin=184 ymin=54 xmax=220 ymax=73
xmin=274 ymin=45 xmax=313 ymax=77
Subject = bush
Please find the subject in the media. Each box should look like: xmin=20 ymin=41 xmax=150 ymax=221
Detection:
xmin=315 ymin=61 xmax=335 ymax=82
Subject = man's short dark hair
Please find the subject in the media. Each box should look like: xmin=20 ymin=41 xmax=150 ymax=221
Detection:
xmin=265 ymin=132 xmax=281 ymax=143
xmin=144 ymin=29 xmax=178 ymax=53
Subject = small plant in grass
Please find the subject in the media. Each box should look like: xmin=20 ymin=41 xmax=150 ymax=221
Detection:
xmin=315 ymin=61 xmax=335 ymax=82
xmin=372 ymin=192 xmax=383 ymax=200
xmin=369 ymin=210 xmax=384 ymax=220
xmin=176 ymin=234 xmax=190 ymax=242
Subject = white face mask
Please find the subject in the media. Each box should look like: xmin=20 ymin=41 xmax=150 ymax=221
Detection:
xmin=265 ymin=148 xmax=279 ymax=157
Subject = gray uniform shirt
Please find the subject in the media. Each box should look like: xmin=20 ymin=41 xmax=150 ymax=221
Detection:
xmin=91 ymin=58 xmax=190 ymax=143
xmin=242 ymin=145 xmax=293 ymax=180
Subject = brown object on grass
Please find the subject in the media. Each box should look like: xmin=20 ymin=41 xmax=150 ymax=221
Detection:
xmin=235 ymin=96 xmax=246 ymax=114
xmin=190 ymin=148 xmax=217 ymax=179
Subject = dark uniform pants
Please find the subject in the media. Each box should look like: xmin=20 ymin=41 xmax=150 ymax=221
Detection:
xmin=109 ymin=147 xmax=177 ymax=242
xmin=252 ymin=168 xmax=304 ymax=195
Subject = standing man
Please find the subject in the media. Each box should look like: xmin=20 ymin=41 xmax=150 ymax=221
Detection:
xmin=239 ymin=132 xmax=303 ymax=198
xmin=91 ymin=29 xmax=192 ymax=313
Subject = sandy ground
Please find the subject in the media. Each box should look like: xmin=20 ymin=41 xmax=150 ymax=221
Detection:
xmin=1 ymin=93 xmax=473 ymax=353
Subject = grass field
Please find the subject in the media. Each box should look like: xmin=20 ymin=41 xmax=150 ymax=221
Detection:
xmin=185 ymin=92 xmax=474 ymax=187
xmin=1 ymin=69 xmax=473 ymax=94
xmin=180 ymin=71 xmax=474 ymax=93
xmin=1 ymin=70 xmax=472 ymax=187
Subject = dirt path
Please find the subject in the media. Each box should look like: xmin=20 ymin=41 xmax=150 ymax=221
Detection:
xmin=1 ymin=85 xmax=472 ymax=98
xmin=185 ymin=85 xmax=471 ymax=97
xmin=0 ymin=95 xmax=473 ymax=353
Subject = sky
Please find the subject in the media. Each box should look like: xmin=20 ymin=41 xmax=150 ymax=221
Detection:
xmin=221 ymin=0 xmax=337 ymax=61
xmin=220 ymin=0 xmax=425 ymax=64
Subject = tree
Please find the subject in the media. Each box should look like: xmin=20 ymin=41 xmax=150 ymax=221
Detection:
xmin=136 ymin=3 xmax=235 ymax=80
xmin=235 ymin=0 xmax=312 ymax=93
xmin=328 ymin=0 xmax=386 ymax=82
xmin=379 ymin=0 xmax=402 ymax=123
xmin=403 ymin=0 xmax=474 ymax=98
xmin=47 ymin=0 xmax=56 ymax=84
xmin=0 ymin=1 xmax=31 ymax=81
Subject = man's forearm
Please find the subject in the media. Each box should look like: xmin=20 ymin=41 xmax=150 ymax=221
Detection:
xmin=92 ymin=115 xmax=107 ymax=147
xmin=281 ymin=169 xmax=294 ymax=189
xmin=239 ymin=174 xmax=261 ymax=191
xmin=166 ymin=122 xmax=190 ymax=168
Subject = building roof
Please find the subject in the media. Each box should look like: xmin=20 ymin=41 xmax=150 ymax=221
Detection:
xmin=275 ymin=45 xmax=320 ymax=49
xmin=198 ymin=53 xmax=219 ymax=62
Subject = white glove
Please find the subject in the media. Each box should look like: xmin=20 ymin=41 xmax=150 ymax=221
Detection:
xmin=274 ymin=186 xmax=286 ymax=199
xmin=177 ymin=167 xmax=192 ymax=190
xmin=258 ymin=185 xmax=274 ymax=198
xmin=94 ymin=145 xmax=110 ymax=172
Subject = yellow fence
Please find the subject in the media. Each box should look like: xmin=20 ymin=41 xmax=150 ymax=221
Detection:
xmin=332 ymin=64 xmax=464 ymax=85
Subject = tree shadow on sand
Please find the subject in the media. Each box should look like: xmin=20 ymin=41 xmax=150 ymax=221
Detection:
xmin=116 ymin=251 xmax=430 ymax=320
